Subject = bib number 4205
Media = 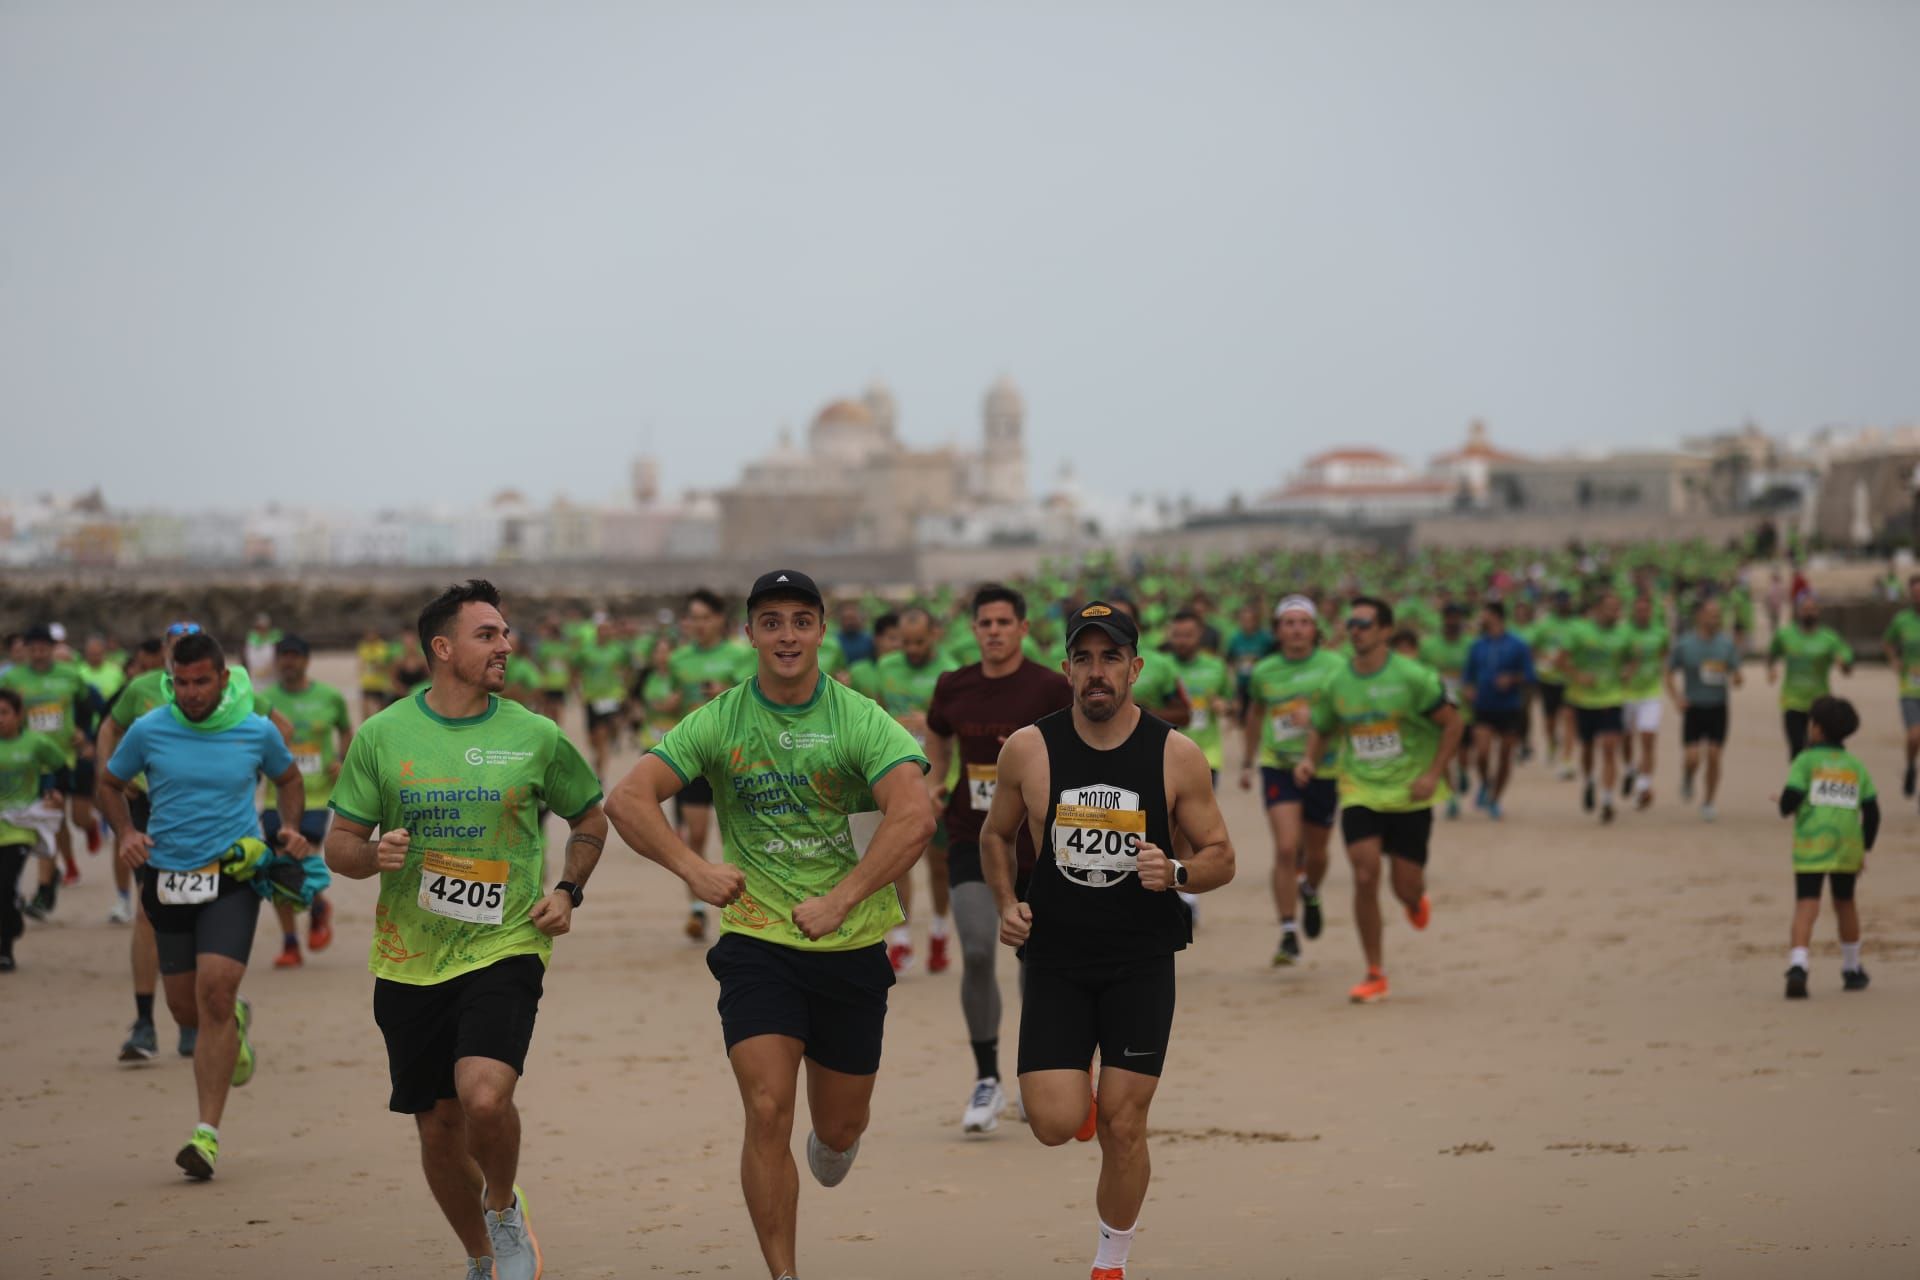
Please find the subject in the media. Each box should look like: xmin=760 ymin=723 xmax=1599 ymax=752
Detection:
xmin=418 ymin=850 xmax=509 ymax=925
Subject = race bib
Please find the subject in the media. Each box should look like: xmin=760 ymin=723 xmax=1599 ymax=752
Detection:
xmin=156 ymin=862 xmax=221 ymax=905
xmin=292 ymin=744 xmax=324 ymax=776
xmin=1698 ymin=661 xmax=1727 ymax=687
xmin=418 ymin=850 xmax=508 ymax=924
xmin=1349 ymin=720 xmax=1403 ymax=763
xmin=27 ymin=702 xmax=62 ymax=734
xmin=966 ymin=763 xmax=998 ymax=812
xmin=1051 ymin=804 xmax=1145 ymax=871
xmin=1809 ymin=769 xmax=1860 ymax=810
xmin=590 ymin=698 xmax=622 ymax=716
xmin=1188 ymin=706 xmax=1211 ymax=732
xmin=1270 ymin=700 xmax=1307 ymax=743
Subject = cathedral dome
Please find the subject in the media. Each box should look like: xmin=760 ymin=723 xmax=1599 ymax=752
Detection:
xmin=810 ymin=397 xmax=889 ymax=463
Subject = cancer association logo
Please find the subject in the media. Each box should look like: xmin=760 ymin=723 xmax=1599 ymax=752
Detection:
xmin=464 ymin=746 xmax=536 ymax=767
xmin=778 ymin=730 xmax=835 ymax=751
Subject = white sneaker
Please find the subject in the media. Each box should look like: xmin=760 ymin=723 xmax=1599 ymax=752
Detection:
xmin=1701 ymin=803 xmax=1717 ymax=823
xmin=805 ymin=1129 xmax=860 ymax=1187
xmin=961 ymin=1077 xmax=1006 ymax=1134
xmin=108 ymin=896 xmax=136 ymax=925
xmin=483 ymin=1186 xmax=539 ymax=1280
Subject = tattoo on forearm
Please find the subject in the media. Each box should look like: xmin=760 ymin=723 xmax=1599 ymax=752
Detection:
xmin=566 ymin=833 xmax=604 ymax=851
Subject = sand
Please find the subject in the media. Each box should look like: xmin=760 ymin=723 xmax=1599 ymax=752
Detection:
xmin=7 ymin=654 xmax=1917 ymax=1279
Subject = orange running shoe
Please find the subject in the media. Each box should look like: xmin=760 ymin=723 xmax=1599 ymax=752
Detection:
xmin=1092 ymin=1268 xmax=1126 ymax=1280
xmin=927 ymin=934 xmax=950 ymax=974
xmin=1075 ymin=1089 xmax=1099 ymax=1142
xmin=307 ymin=897 xmax=333 ymax=952
xmin=1349 ymin=970 xmax=1389 ymax=1003
xmin=1407 ymin=895 xmax=1431 ymax=931
xmin=684 ymin=909 xmax=708 ymax=941
xmin=274 ymin=943 xmax=303 ymax=969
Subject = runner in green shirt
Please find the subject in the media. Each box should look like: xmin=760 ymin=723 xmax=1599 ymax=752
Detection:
xmin=1766 ymin=593 xmax=1854 ymax=761
xmin=846 ymin=612 xmax=900 ymax=702
xmin=77 ymin=634 xmax=128 ymax=705
xmin=1879 ymin=573 xmax=1920 ymax=799
xmin=572 ymin=621 xmax=633 ymax=780
xmin=257 ymin=635 xmax=352 ymax=970
xmin=667 ymin=588 xmax=758 ymax=942
xmin=532 ymin=618 xmax=575 ymax=722
xmin=605 ymin=568 xmax=933 ymax=1280
xmin=1418 ymin=604 xmax=1474 ymax=819
xmin=634 ymin=634 xmax=683 ymax=752
xmin=1109 ymin=599 xmax=1192 ymax=728
xmin=871 ymin=608 xmax=959 ymax=973
xmin=1167 ymin=611 xmax=1234 ymax=775
xmin=1777 ymin=696 xmax=1879 ymax=999
xmin=0 ymin=624 xmax=104 ymax=901
xmin=1242 ymin=595 xmax=1344 ymax=966
xmin=1529 ymin=591 xmax=1577 ymax=776
xmin=1559 ymin=592 xmax=1634 ymax=824
xmin=0 ymin=688 xmax=72 ymax=970
xmin=1298 ymin=595 xmax=1462 ymax=1005
xmin=325 ymin=579 xmax=607 ymax=1280
xmin=1620 ymin=593 xmax=1672 ymax=809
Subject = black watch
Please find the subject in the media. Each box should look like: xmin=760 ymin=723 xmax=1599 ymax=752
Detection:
xmin=554 ymin=880 xmax=584 ymax=909
xmin=1172 ymin=860 xmax=1190 ymax=888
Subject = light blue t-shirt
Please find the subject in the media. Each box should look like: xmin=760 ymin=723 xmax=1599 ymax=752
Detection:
xmin=107 ymin=708 xmax=294 ymax=872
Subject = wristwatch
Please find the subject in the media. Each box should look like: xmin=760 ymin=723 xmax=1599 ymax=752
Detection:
xmin=1171 ymin=860 xmax=1189 ymax=888
xmin=554 ymin=880 xmax=584 ymax=909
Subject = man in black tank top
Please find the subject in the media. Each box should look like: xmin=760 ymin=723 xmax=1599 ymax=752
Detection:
xmin=979 ymin=601 xmax=1235 ymax=1280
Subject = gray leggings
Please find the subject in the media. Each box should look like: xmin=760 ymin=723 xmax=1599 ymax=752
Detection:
xmin=952 ymin=881 xmax=1023 ymax=1043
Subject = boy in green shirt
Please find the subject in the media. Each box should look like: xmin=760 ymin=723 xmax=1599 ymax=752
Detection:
xmin=1767 ymin=593 xmax=1854 ymax=761
xmin=1777 ymin=697 xmax=1879 ymax=999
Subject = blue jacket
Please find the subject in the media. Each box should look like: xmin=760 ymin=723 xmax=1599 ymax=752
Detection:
xmin=1463 ymin=632 xmax=1536 ymax=714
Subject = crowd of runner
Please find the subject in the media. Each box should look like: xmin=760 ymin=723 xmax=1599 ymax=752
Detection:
xmin=2 ymin=535 xmax=1913 ymax=1280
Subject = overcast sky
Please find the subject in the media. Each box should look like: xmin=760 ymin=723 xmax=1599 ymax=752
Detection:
xmin=3 ymin=2 xmax=1915 ymax=513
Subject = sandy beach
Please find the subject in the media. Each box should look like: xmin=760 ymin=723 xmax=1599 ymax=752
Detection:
xmin=8 ymin=654 xmax=1917 ymax=1279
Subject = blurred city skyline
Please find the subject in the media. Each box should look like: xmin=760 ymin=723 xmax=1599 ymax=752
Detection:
xmin=4 ymin=3 xmax=1916 ymax=512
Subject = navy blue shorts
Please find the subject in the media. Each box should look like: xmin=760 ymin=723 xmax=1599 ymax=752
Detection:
xmin=260 ymin=809 xmax=332 ymax=847
xmin=707 ymin=932 xmax=894 ymax=1076
xmin=1262 ymin=766 xmax=1338 ymax=829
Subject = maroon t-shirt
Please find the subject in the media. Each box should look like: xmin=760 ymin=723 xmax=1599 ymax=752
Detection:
xmin=927 ymin=659 xmax=1073 ymax=858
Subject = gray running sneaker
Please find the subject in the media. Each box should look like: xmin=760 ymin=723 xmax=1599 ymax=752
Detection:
xmin=178 ymin=1024 xmax=198 ymax=1057
xmin=805 ymin=1130 xmax=860 ymax=1187
xmin=462 ymin=1259 xmax=492 ymax=1280
xmin=119 ymin=1019 xmax=158 ymax=1062
xmin=484 ymin=1186 xmax=540 ymax=1280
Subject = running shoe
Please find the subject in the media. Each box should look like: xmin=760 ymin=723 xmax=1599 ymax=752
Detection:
xmin=108 ymin=895 xmax=136 ymax=925
xmin=1445 ymin=797 xmax=1460 ymax=821
xmin=1906 ymin=761 xmax=1916 ymax=798
xmin=962 ymin=1077 xmax=1006 ymax=1134
xmin=85 ymin=823 xmax=102 ymax=855
xmin=1600 ymin=799 xmax=1615 ymax=825
xmin=1406 ymin=895 xmax=1431 ymax=931
xmin=1785 ymin=964 xmax=1809 ymax=999
xmin=62 ymin=854 xmax=81 ymax=886
xmin=1582 ymin=780 xmax=1595 ymax=812
xmin=1092 ymin=1269 xmax=1126 ymax=1280
xmin=231 ymin=999 xmax=255 ymax=1087
xmin=1272 ymin=930 xmax=1301 ymax=966
xmin=463 ymin=1259 xmax=493 ymax=1280
xmin=484 ymin=1185 xmax=542 ymax=1280
xmin=684 ymin=908 xmax=708 ymax=942
xmin=1474 ymin=783 xmax=1490 ymax=811
xmin=175 ymin=1125 xmax=219 ymax=1180
xmin=1635 ymin=786 xmax=1653 ymax=812
xmin=120 ymin=1018 xmax=158 ymax=1062
xmin=22 ymin=887 xmax=52 ymax=920
xmin=308 ymin=896 xmax=333 ymax=952
xmin=887 ymin=940 xmax=914 ymax=974
xmin=1487 ymin=799 xmax=1504 ymax=821
xmin=1842 ymin=967 xmax=1870 ymax=992
xmin=0 ymin=954 xmax=13 ymax=972
xmin=805 ymin=1130 xmax=861 ymax=1187
xmin=1700 ymin=804 xmax=1717 ymax=823
xmin=1300 ymin=881 xmax=1323 ymax=939
xmin=274 ymin=942 xmax=303 ymax=969
xmin=1349 ymin=970 xmax=1389 ymax=1004
xmin=928 ymin=934 xmax=951 ymax=974
xmin=178 ymin=1025 xmax=198 ymax=1057
xmin=1075 ymin=1090 xmax=1099 ymax=1143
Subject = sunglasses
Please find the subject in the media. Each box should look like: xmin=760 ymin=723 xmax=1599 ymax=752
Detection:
xmin=1345 ymin=617 xmax=1378 ymax=631
xmin=166 ymin=622 xmax=203 ymax=637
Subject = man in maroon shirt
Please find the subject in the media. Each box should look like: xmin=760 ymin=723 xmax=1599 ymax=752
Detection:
xmin=926 ymin=583 xmax=1072 ymax=1139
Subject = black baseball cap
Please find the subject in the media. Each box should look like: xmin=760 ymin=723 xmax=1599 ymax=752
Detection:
xmin=1064 ymin=600 xmax=1140 ymax=651
xmin=22 ymin=624 xmax=55 ymax=645
xmin=274 ymin=634 xmax=311 ymax=657
xmin=746 ymin=569 xmax=825 ymax=614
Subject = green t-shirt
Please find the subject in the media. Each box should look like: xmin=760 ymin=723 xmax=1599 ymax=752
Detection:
xmin=1622 ymin=621 xmax=1671 ymax=700
xmin=111 ymin=668 xmax=170 ymax=730
xmin=846 ymin=658 xmax=880 ymax=701
xmin=872 ymin=652 xmax=958 ymax=749
xmin=573 ymin=641 xmax=632 ymax=710
xmin=1310 ymin=653 xmax=1450 ymax=813
xmin=1768 ymin=625 xmax=1853 ymax=712
xmin=0 ymin=730 xmax=69 ymax=847
xmin=1785 ymin=745 xmax=1876 ymax=873
xmin=1884 ymin=609 xmax=1920 ymax=699
xmin=536 ymin=644 xmax=575 ymax=693
xmin=1530 ymin=615 xmax=1573 ymax=685
xmin=329 ymin=690 xmax=603 ymax=986
xmin=0 ymin=663 xmax=88 ymax=764
xmin=637 ymin=669 xmax=679 ymax=748
xmin=650 ymin=675 xmax=927 ymax=952
xmin=1132 ymin=651 xmax=1186 ymax=714
xmin=504 ymin=655 xmax=541 ymax=696
xmin=1167 ymin=651 xmax=1233 ymax=770
xmin=1562 ymin=619 xmax=1633 ymax=710
xmin=670 ymin=642 xmax=756 ymax=710
xmin=1418 ymin=631 xmax=1473 ymax=715
xmin=78 ymin=660 xmax=127 ymax=703
xmin=257 ymin=680 xmax=353 ymax=808
xmin=1247 ymin=648 xmax=1344 ymax=771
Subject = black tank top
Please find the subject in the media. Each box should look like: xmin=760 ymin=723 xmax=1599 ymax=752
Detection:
xmin=1024 ymin=706 xmax=1191 ymax=968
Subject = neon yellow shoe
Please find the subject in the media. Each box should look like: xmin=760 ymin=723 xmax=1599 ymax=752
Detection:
xmin=231 ymin=998 xmax=255 ymax=1088
xmin=175 ymin=1125 xmax=219 ymax=1180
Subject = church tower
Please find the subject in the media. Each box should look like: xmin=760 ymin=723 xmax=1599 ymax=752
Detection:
xmin=981 ymin=375 xmax=1028 ymax=505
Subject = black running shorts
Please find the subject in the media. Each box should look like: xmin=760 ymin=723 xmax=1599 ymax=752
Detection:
xmin=1682 ymin=705 xmax=1729 ymax=745
xmin=138 ymin=866 xmax=262 ymax=975
xmin=1795 ymin=871 xmax=1857 ymax=902
xmin=1474 ymin=709 xmax=1526 ymax=738
xmin=707 ymin=931 xmax=893 ymax=1075
xmin=1017 ymin=953 xmax=1176 ymax=1079
xmin=373 ymin=953 xmax=547 ymax=1114
xmin=1538 ymin=682 xmax=1566 ymax=718
xmin=1575 ymin=705 xmax=1624 ymax=743
xmin=1340 ymin=805 xmax=1434 ymax=867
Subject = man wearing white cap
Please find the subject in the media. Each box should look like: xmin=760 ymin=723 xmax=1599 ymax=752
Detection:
xmin=1242 ymin=596 xmax=1345 ymax=965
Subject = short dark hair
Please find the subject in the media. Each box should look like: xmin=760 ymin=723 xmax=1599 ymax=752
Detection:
xmin=1170 ymin=609 xmax=1204 ymax=627
xmin=1351 ymin=595 xmax=1395 ymax=627
xmin=137 ymin=637 xmax=164 ymax=657
xmin=1481 ymin=600 xmax=1507 ymax=620
xmin=0 ymin=688 xmax=21 ymax=716
xmin=1389 ymin=626 xmax=1421 ymax=650
xmin=972 ymin=583 xmax=1027 ymax=621
xmin=418 ymin=579 xmax=502 ymax=663
xmin=170 ymin=632 xmax=227 ymax=670
xmin=872 ymin=611 xmax=901 ymax=639
xmin=686 ymin=588 xmax=726 ymax=616
xmin=1809 ymin=695 xmax=1860 ymax=746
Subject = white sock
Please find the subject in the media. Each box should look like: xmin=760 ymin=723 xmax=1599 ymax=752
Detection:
xmin=1635 ymin=774 xmax=1651 ymax=795
xmin=887 ymin=925 xmax=911 ymax=947
xmin=1094 ymin=1218 xmax=1135 ymax=1271
xmin=1841 ymin=942 xmax=1862 ymax=971
xmin=1280 ymin=918 xmax=1297 ymax=933
xmin=1789 ymin=946 xmax=1809 ymax=970
xmin=929 ymin=913 xmax=950 ymax=940
xmin=689 ymin=901 xmax=706 ymax=914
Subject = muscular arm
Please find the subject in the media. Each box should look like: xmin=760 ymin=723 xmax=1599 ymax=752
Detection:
xmin=980 ymin=727 xmax=1038 ymax=915
xmin=529 ymin=802 xmax=610 ymax=937
xmin=925 ymin=730 xmax=954 ymax=805
xmin=1161 ymin=734 xmax=1234 ymax=893
xmin=323 ymin=815 xmax=385 ymax=880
